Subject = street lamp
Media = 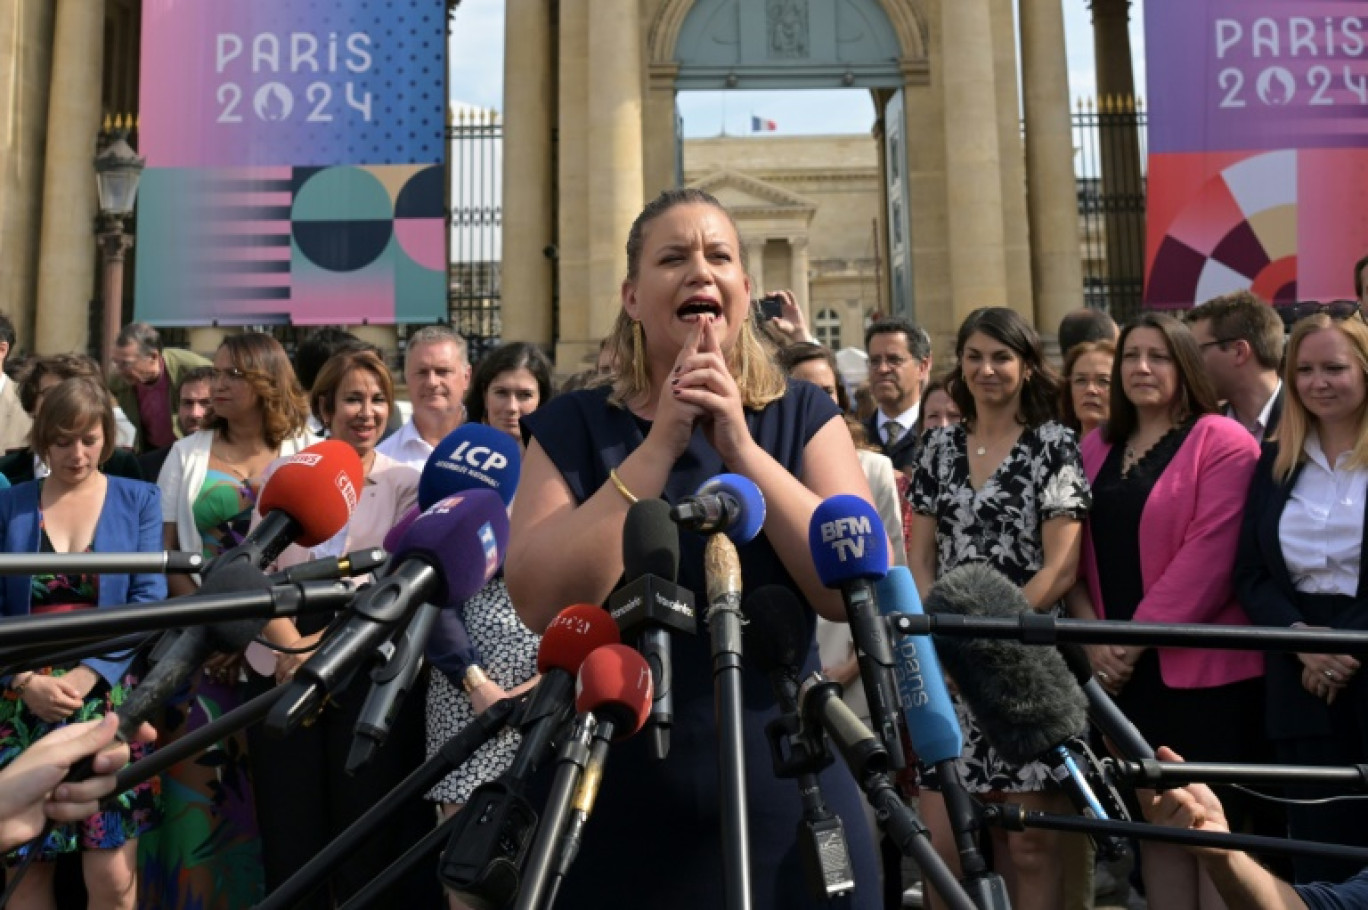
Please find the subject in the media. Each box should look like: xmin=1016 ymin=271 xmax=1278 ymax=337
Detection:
xmin=94 ymin=126 xmax=145 ymax=369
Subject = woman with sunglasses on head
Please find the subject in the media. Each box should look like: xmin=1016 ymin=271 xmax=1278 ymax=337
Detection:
xmin=0 ymin=377 xmax=165 ymax=910
xmin=907 ymin=307 xmax=1090 ymax=910
xmin=1071 ymin=313 xmax=1261 ymax=910
xmin=141 ymin=332 xmax=316 ymax=910
xmin=1235 ymin=313 xmax=1368 ymax=886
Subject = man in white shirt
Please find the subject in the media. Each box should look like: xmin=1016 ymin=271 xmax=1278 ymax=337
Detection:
xmin=378 ymin=326 xmax=471 ymax=470
xmin=0 ymin=314 xmax=31 ymax=453
xmin=863 ymin=316 xmax=932 ymax=475
xmin=1186 ymin=290 xmax=1285 ymax=442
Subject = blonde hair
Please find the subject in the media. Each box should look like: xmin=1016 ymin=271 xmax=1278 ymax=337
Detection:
xmin=1273 ymin=314 xmax=1368 ymax=482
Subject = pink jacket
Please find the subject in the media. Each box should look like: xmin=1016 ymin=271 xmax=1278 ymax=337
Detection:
xmin=1079 ymin=415 xmax=1263 ymax=689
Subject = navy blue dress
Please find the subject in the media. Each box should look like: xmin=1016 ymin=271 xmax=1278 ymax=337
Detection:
xmin=523 ymin=381 xmax=879 ymax=910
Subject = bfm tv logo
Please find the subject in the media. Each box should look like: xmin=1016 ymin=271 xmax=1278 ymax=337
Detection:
xmin=819 ymin=515 xmax=873 ymax=562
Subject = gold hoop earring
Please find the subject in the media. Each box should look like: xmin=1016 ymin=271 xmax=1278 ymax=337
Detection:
xmin=631 ymin=320 xmax=648 ymax=391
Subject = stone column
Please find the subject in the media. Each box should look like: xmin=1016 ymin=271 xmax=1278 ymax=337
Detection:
xmin=0 ymin=1 xmax=56 ymax=352
xmin=746 ymin=238 xmax=766 ymax=294
xmin=34 ymin=0 xmax=104 ymax=354
xmin=940 ymin=0 xmax=1009 ymax=322
xmin=554 ymin=1 xmax=590 ymax=367
xmin=1090 ymin=0 xmax=1145 ymax=318
xmin=585 ymin=0 xmax=644 ymax=343
xmin=500 ymin=0 xmax=555 ymax=349
xmin=789 ymin=236 xmax=811 ymax=320
xmin=1021 ymin=0 xmax=1085 ymax=341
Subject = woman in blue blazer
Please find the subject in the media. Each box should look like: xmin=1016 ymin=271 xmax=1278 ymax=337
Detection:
xmin=0 ymin=376 xmax=165 ymax=910
xmin=1236 ymin=314 xmax=1368 ymax=885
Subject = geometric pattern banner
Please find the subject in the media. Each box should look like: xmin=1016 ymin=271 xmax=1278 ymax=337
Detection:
xmin=1144 ymin=1 xmax=1368 ymax=308
xmin=135 ymin=0 xmax=446 ymax=325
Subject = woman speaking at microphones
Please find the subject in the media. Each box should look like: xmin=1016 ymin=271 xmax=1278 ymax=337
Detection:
xmin=506 ymin=188 xmax=879 ymax=909
xmin=0 ymin=376 xmax=166 ymax=909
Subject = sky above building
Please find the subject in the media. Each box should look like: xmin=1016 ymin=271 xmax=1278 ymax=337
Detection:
xmin=449 ymin=1 xmax=1147 ymax=138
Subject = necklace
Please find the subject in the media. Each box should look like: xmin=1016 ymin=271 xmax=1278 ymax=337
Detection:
xmin=975 ymin=444 xmax=987 ymax=457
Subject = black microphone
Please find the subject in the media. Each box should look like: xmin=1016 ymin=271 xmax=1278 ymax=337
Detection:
xmin=345 ymin=599 xmax=440 ymax=774
xmin=926 ymin=564 xmax=1128 ymax=858
xmin=668 ymin=472 xmax=766 ymax=541
xmin=744 ymin=585 xmax=856 ymax=901
xmin=267 ymin=489 xmax=509 ymax=734
xmin=268 ymin=547 xmax=388 ymax=585
xmin=1056 ymin=642 xmax=1156 ymax=761
xmin=607 ymin=498 xmax=694 ymax=761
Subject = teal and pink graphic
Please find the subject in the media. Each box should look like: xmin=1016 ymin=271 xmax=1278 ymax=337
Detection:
xmin=1144 ymin=0 xmax=1368 ymax=307
xmin=136 ymin=0 xmax=445 ymax=326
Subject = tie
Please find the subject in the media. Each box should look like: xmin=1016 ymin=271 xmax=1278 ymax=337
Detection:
xmin=884 ymin=421 xmax=904 ymax=447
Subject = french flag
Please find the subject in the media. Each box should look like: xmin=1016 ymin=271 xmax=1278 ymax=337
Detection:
xmin=750 ymin=115 xmax=778 ymax=132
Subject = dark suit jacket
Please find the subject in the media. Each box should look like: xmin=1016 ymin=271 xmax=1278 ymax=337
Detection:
xmin=1235 ymin=445 xmax=1368 ymax=739
xmin=863 ymin=412 xmax=921 ymax=475
xmin=0 ymin=448 xmax=144 ymax=486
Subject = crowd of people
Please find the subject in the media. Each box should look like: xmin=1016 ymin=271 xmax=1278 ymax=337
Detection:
xmin=0 ymin=190 xmax=1364 ymax=910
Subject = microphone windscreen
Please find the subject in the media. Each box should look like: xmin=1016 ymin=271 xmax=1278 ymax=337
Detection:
xmin=258 ymin=440 xmax=364 ymax=547
xmin=575 ymin=643 xmax=653 ymax=739
xmin=383 ymin=504 xmax=421 ymax=554
xmin=538 ymin=604 xmax=621 ymax=675
xmin=808 ymin=495 xmax=890 ymax=588
xmin=875 ymin=566 xmax=963 ymax=765
xmin=396 ymin=488 xmax=509 ymax=605
xmin=695 ymin=473 xmax=766 ymax=544
xmin=924 ymin=563 xmax=1087 ymax=765
xmin=622 ymin=499 xmax=680 ymax=581
xmin=419 ymin=423 xmax=522 ymax=509
xmin=742 ymin=585 xmax=809 ymax=676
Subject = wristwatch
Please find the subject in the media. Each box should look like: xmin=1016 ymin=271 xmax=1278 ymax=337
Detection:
xmin=463 ymin=664 xmax=490 ymax=693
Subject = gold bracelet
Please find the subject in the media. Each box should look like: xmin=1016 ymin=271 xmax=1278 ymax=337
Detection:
xmin=463 ymin=664 xmax=490 ymax=694
xmin=608 ymin=467 xmax=639 ymax=504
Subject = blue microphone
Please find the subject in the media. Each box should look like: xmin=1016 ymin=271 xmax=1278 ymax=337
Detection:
xmin=420 ymin=423 xmax=522 ymax=509
xmin=669 ymin=473 xmax=766 ymax=544
xmin=874 ymin=566 xmax=962 ymax=766
xmin=808 ymin=495 xmax=904 ymax=769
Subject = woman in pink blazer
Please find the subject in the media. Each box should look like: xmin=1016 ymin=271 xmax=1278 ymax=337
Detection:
xmin=1070 ymin=313 xmax=1261 ymax=910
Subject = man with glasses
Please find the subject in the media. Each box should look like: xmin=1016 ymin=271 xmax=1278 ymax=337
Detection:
xmin=108 ymin=322 xmax=211 ymax=453
xmin=1185 ymin=290 xmax=1285 ymax=442
xmin=863 ymin=316 xmax=933 ymax=475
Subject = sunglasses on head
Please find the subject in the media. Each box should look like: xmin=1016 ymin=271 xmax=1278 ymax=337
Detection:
xmin=1274 ymin=299 xmax=1361 ymax=328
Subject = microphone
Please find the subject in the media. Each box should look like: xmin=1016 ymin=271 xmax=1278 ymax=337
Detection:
xmin=808 ymin=494 xmax=906 ymax=770
xmin=268 ymin=547 xmax=387 ymax=585
xmin=440 ymin=604 xmax=619 ymax=908
xmin=1056 ymin=641 xmax=1155 ymax=761
xmin=110 ymin=442 xmax=364 ymax=741
xmin=669 ymin=472 xmax=766 ymax=543
xmin=518 ymin=643 xmax=653 ymax=910
xmin=419 ymin=422 xmax=521 ymax=509
xmin=926 ymin=564 xmax=1127 ymax=857
xmin=744 ymin=585 xmax=856 ymax=901
xmin=348 ymin=426 xmax=524 ymax=769
xmin=203 ymin=439 xmax=363 ymax=582
xmin=0 ymin=551 xmax=204 ymax=575
xmin=268 ymin=488 xmax=510 ymax=734
xmin=382 ymin=504 xmax=421 ymax=555
xmin=606 ymin=498 xmax=694 ymax=761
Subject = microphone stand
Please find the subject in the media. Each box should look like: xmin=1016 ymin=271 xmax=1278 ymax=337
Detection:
xmin=1107 ymin=758 xmax=1368 ymax=791
xmin=1 ymin=631 xmax=155 ymax=678
xmin=982 ymin=804 xmax=1368 ymax=865
xmin=513 ymin=713 xmax=597 ymax=910
xmin=255 ymin=696 xmax=522 ymax=910
xmin=704 ymin=533 xmax=752 ymax=910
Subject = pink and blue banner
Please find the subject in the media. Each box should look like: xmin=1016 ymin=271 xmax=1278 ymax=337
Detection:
xmin=1144 ymin=2 xmax=1368 ymax=307
xmin=135 ymin=0 xmax=446 ymax=326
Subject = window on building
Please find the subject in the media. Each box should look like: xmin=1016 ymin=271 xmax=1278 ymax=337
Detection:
xmin=815 ymin=308 xmax=842 ymax=348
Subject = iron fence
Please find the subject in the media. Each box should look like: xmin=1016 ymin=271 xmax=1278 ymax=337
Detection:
xmin=448 ymin=108 xmax=503 ymax=362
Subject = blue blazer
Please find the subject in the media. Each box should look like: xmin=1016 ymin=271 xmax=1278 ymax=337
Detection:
xmin=0 ymin=475 xmax=167 ymax=686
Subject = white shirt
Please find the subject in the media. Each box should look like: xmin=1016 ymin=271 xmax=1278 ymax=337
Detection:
xmin=376 ymin=418 xmax=436 ymax=471
xmin=876 ymin=402 xmax=921 ymax=445
xmin=1279 ymin=431 xmax=1367 ymax=596
xmin=1226 ymin=379 xmax=1282 ymax=442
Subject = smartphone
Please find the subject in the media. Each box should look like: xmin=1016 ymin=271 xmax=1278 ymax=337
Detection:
xmin=753 ymin=295 xmax=783 ymax=322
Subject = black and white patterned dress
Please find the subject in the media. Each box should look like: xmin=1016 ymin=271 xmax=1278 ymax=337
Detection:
xmin=425 ymin=576 xmax=541 ymax=804
xmin=910 ymin=421 xmax=1091 ymax=792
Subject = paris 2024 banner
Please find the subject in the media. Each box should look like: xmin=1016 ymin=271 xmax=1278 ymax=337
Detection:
xmin=1145 ymin=2 xmax=1368 ymax=308
xmin=135 ymin=0 xmax=447 ymax=326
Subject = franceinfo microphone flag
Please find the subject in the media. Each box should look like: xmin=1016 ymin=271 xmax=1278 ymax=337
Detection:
xmin=808 ymin=495 xmax=906 ymax=770
xmin=269 ymin=488 xmax=509 ymax=733
xmin=926 ymin=564 xmax=1126 ymax=853
xmin=111 ymin=441 xmax=364 ymax=741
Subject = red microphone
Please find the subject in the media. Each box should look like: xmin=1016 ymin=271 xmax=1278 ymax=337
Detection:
xmin=538 ymin=604 xmax=622 ymax=675
xmin=256 ymin=439 xmax=365 ymax=547
xmin=576 ymin=643 xmax=653 ymax=740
